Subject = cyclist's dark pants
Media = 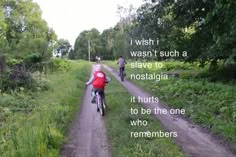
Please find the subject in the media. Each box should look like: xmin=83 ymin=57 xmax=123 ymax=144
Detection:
xmin=91 ymin=88 xmax=105 ymax=101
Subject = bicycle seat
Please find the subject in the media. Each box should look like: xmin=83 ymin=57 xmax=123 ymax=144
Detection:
xmin=95 ymin=89 xmax=104 ymax=97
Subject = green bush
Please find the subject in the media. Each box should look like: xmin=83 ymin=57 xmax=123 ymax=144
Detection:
xmin=197 ymin=64 xmax=236 ymax=83
xmin=163 ymin=61 xmax=199 ymax=71
xmin=52 ymin=59 xmax=70 ymax=72
xmin=23 ymin=53 xmax=42 ymax=66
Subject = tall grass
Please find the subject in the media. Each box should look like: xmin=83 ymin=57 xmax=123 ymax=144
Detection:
xmin=0 ymin=60 xmax=91 ymax=157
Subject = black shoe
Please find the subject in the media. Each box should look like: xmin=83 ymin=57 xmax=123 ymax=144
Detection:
xmin=91 ymin=97 xmax=96 ymax=103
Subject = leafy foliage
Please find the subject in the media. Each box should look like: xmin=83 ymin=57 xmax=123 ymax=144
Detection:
xmin=54 ymin=39 xmax=72 ymax=57
xmin=136 ymin=0 xmax=236 ymax=66
xmin=0 ymin=0 xmax=74 ymax=92
xmin=72 ymin=28 xmax=102 ymax=60
xmin=80 ymin=0 xmax=236 ymax=70
xmin=52 ymin=58 xmax=70 ymax=72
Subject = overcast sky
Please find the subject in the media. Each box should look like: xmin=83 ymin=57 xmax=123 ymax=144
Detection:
xmin=33 ymin=0 xmax=144 ymax=46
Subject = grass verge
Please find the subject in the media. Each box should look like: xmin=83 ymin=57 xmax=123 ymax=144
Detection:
xmin=0 ymin=60 xmax=91 ymax=157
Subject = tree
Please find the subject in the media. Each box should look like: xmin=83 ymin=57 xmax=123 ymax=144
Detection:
xmin=0 ymin=1 xmax=7 ymax=50
xmin=100 ymin=28 xmax=114 ymax=60
xmin=73 ymin=28 xmax=102 ymax=60
xmin=55 ymin=39 xmax=71 ymax=58
xmin=133 ymin=0 xmax=236 ymax=66
xmin=1 ymin=0 xmax=57 ymax=61
xmin=112 ymin=4 xmax=137 ymax=59
xmin=0 ymin=0 xmax=58 ymax=90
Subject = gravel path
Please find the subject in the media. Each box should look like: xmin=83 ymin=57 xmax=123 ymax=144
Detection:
xmin=60 ymin=64 xmax=111 ymax=157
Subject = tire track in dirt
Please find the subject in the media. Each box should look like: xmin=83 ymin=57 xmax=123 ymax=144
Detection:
xmin=103 ymin=64 xmax=236 ymax=157
xmin=60 ymin=64 xmax=111 ymax=157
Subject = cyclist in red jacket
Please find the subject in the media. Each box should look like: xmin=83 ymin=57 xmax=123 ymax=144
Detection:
xmin=85 ymin=64 xmax=111 ymax=103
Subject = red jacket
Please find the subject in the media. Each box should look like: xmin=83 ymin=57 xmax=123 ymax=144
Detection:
xmin=92 ymin=71 xmax=106 ymax=89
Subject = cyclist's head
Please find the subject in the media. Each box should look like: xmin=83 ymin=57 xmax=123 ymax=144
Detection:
xmin=95 ymin=64 xmax=102 ymax=71
xmin=119 ymin=55 xmax=122 ymax=58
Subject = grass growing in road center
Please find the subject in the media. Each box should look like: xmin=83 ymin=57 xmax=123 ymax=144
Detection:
xmin=104 ymin=68 xmax=184 ymax=157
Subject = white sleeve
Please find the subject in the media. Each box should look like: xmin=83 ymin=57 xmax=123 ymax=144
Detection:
xmin=86 ymin=75 xmax=94 ymax=85
xmin=105 ymin=76 xmax=111 ymax=83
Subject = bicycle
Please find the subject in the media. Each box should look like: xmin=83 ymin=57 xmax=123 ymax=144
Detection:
xmin=119 ymin=67 xmax=125 ymax=82
xmin=95 ymin=90 xmax=105 ymax=116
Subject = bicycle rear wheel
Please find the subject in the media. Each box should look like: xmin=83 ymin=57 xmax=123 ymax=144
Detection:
xmin=120 ymin=70 xmax=124 ymax=82
xmin=99 ymin=98 xmax=104 ymax=116
xmin=96 ymin=93 xmax=104 ymax=116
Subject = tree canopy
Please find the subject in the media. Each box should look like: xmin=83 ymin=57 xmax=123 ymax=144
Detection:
xmin=70 ymin=0 xmax=236 ymax=68
xmin=0 ymin=0 xmax=72 ymax=90
xmin=71 ymin=28 xmax=102 ymax=60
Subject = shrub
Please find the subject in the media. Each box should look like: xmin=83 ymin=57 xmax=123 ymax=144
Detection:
xmin=52 ymin=59 xmax=70 ymax=72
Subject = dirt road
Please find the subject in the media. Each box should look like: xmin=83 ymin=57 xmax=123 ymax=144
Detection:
xmin=60 ymin=65 xmax=111 ymax=157
xmin=103 ymin=64 xmax=236 ymax=157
